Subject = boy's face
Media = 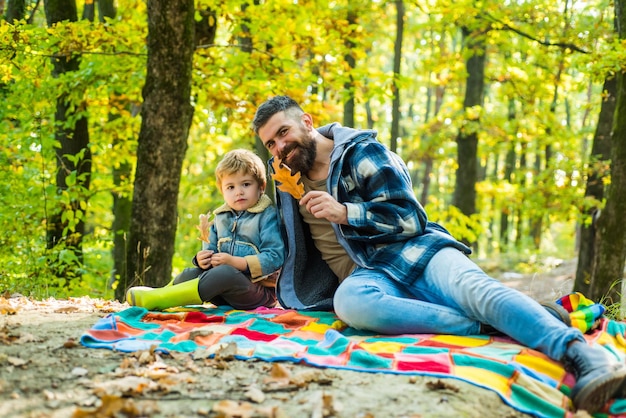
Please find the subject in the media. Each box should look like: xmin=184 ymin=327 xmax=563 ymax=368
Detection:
xmin=220 ymin=171 xmax=263 ymax=212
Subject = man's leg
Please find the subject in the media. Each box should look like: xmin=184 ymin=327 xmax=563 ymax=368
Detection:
xmin=415 ymin=247 xmax=579 ymax=360
xmin=333 ymin=267 xmax=481 ymax=335
xmin=413 ymin=247 xmax=626 ymax=413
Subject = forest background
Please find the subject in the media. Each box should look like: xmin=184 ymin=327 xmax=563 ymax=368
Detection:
xmin=1 ymin=0 xmax=625 ymax=309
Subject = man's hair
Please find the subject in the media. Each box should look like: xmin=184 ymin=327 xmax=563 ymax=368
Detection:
xmin=215 ymin=149 xmax=266 ymax=191
xmin=252 ymin=95 xmax=304 ymax=134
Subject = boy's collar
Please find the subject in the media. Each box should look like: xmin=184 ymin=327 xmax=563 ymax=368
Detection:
xmin=214 ymin=194 xmax=272 ymax=214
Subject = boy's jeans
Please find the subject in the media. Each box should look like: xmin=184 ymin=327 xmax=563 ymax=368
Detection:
xmin=333 ymin=247 xmax=583 ymax=361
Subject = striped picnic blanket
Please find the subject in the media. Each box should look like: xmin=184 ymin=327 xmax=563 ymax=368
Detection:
xmin=80 ymin=293 xmax=626 ymax=418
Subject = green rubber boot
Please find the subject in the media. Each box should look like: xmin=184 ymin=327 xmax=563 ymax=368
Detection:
xmin=126 ymin=278 xmax=203 ymax=310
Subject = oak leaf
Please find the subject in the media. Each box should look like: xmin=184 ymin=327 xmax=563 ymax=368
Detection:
xmin=196 ymin=210 xmax=213 ymax=243
xmin=271 ymin=159 xmax=305 ymax=199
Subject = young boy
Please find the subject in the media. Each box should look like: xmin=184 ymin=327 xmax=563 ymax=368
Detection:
xmin=126 ymin=149 xmax=284 ymax=310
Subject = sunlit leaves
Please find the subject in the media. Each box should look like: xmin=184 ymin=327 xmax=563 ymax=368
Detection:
xmin=0 ymin=0 xmax=620 ymax=295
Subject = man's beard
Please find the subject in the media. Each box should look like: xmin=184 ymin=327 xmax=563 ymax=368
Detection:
xmin=281 ymin=134 xmax=316 ymax=175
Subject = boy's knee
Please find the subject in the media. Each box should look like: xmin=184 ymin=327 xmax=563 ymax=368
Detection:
xmin=173 ymin=267 xmax=203 ymax=285
xmin=200 ymin=265 xmax=239 ymax=285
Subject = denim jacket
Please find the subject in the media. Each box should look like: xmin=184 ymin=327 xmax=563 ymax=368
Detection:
xmin=272 ymin=123 xmax=470 ymax=310
xmin=201 ymin=194 xmax=284 ymax=282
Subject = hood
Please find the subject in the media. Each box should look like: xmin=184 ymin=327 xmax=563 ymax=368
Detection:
xmin=317 ymin=123 xmax=378 ymax=164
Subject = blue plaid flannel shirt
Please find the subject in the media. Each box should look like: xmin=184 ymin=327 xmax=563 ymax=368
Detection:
xmin=271 ymin=123 xmax=471 ymax=310
xmin=320 ymin=123 xmax=471 ymax=286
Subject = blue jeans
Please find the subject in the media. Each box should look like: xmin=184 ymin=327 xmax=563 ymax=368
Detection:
xmin=333 ymin=247 xmax=584 ymax=361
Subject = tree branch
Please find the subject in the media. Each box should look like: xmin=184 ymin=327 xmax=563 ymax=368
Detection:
xmin=482 ymin=12 xmax=589 ymax=54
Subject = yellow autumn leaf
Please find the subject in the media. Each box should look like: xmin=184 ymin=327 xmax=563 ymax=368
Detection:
xmin=271 ymin=159 xmax=305 ymax=199
xmin=196 ymin=210 xmax=213 ymax=243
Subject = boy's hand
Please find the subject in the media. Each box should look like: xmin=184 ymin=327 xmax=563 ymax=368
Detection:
xmin=211 ymin=253 xmax=248 ymax=272
xmin=210 ymin=252 xmax=232 ymax=267
xmin=196 ymin=250 xmax=214 ymax=269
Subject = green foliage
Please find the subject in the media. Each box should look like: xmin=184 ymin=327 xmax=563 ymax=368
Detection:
xmin=426 ymin=202 xmax=483 ymax=244
xmin=0 ymin=0 xmax=622 ymax=298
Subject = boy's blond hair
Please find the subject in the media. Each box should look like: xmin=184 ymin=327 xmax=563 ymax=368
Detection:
xmin=215 ymin=149 xmax=267 ymax=191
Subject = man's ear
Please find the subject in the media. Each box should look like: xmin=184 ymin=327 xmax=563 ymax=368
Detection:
xmin=301 ymin=113 xmax=314 ymax=130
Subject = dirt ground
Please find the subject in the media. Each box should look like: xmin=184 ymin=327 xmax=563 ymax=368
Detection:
xmin=0 ymin=259 xmax=583 ymax=418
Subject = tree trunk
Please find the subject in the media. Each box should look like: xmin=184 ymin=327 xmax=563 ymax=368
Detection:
xmin=515 ymin=142 xmax=528 ymax=249
xmin=110 ymin=138 xmax=132 ymax=290
xmin=589 ymin=0 xmax=626 ymax=304
xmin=44 ymin=0 xmax=91 ymax=282
xmin=342 ymin=7 xmax=357 ymax=128
xmin=453 ymin=27 xmax=485 ymax=246
xmin=5 ymin=0 xmax=25 ymax=21
xmin=98 ymin=0 xmax=116 ymax=21
xmin=82 ymin=0 xmax=94 ymax=20
xmin=530 ymin=147 xmax=543 ymax=249
xmin=574 ymin=77 xmax=616 ymax=296
xmin=196 ymin=5 xmax=217 ymax=47
xmin=389 ymin=0 xmax=404 ymax=153
xmin=120 ymin=0 xmax=195 ymax=299
xmin=365 ymin=99 xmax=374 ymax=129
xmin=500 ymin=98 xmax=517 ymax=251
xmin=81 ymin=0 xmax=117 ymax=21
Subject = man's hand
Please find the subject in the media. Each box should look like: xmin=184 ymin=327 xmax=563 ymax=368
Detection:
xmin=300 ymin=191 xmax=348 ymax=225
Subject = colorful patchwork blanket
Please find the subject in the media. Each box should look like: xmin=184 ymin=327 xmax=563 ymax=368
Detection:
xmin=81 ymin=293 xmax=626 ymax=418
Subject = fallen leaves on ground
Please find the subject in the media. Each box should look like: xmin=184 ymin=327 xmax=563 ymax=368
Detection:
xmin=72 ymin=393 xmax=157 ymax=418
xmin=0 ymin=295 xmax=126 ymax=317
xmin=426 ymin=379 xmax=460 ymax=393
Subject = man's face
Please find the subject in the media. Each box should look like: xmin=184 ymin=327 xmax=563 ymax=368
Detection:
xmin=258 ymin=110 xmax=316 ymax=175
